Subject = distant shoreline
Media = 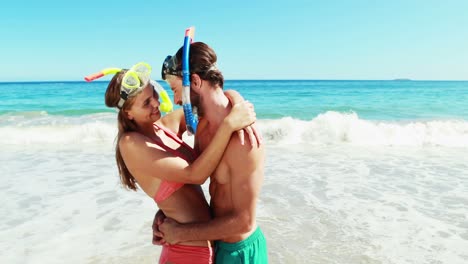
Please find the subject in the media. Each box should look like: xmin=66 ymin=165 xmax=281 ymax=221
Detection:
xmin=1 ymin=79 xmax=467 ymax=84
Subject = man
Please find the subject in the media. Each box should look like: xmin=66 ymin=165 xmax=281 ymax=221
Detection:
xmin=156 ymin=42 xmax=268 ymax=263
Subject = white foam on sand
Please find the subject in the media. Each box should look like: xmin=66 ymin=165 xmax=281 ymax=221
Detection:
xmin=1 ymin=114 xmax=468 ymax=263
xmin=259 ymin=144 xmax=468 ymax=264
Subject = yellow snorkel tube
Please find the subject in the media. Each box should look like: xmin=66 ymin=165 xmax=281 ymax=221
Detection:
xmin=84 ymin=68 xmax=122 ymax=82
xmin=84 ymin=63 xmax=173 ymax=113
xmin=150 ymin=80 xmax=173 ymax=113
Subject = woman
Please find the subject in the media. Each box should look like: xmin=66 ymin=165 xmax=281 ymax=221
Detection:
xmin=103 ymin=64 xmax=257 ymax=263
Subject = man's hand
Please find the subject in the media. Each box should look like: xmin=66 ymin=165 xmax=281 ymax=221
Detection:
xmin=152 ymin=210 xmax=166 ymax=246
xmin=159 ymin=218 xmax=183 ymax=245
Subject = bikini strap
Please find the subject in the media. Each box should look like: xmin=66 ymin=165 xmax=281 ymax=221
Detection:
xmin=152 ymin=123 xmax=197 ymax=158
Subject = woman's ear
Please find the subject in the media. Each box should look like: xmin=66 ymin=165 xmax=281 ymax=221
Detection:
xmin=190 ymin=74 xmax=202 ymax=93
xmin=125 ymin=109 xmax=134 ymax=120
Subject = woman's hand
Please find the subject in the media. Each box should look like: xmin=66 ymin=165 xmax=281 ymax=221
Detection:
xmin=225 ymin=101 xmax=256 ymax=131
xmin=225 ymin=90 xmax=263 ymax=146
xmin=238 ymin=123 xmax=263 ymax=147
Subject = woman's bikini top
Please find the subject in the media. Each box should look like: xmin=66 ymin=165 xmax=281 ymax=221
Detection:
xmin=152 ymin=123 xmax=198 ymax=203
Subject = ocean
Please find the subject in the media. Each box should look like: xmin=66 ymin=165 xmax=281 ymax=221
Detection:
xmin=1 ymin=80 xmax=467 ymax=263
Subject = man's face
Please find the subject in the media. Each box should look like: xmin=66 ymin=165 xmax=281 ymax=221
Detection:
xmin=165 ymin=75 xmax=183 ymax=106
xmin=165 ymin=75 xmax=203 ymax=116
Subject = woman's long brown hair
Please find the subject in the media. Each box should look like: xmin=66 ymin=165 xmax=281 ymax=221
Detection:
xmin=105 ymin=71 xmax=139 ymax=191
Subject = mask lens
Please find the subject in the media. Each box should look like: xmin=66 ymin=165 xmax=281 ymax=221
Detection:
xmin=132 ymin=62 xmax=151 ymax=84
xmin=121 ymin=62 xmax=152 ymax=95
xmin=122 ymin=71 xmax=140 ymax=91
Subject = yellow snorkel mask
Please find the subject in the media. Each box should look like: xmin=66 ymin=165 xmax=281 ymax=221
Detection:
xmin=85 ymin=62 xmax=173 ymax=112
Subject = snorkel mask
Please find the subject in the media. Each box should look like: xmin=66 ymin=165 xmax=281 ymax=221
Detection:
xmin=161 ymin=27 xmax=198 ymax=135
xmin=85 ymin=62 xmax=173 ymax=112
xmin=161 ymin=55 xmax=181 ymax=81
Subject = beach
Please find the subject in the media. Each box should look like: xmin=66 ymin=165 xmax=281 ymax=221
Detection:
xmin=1 ymin=80 xmax=468 ymax=263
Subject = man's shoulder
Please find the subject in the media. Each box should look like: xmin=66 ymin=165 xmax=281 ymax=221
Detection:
xmin=224 ymin=135 xmax=265 ymax=163
xmin=222 ymin=135 xmax=265 ymax=184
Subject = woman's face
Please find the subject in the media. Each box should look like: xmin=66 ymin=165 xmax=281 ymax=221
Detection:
xmin=126 ymin=84 xmax=161 ymax=125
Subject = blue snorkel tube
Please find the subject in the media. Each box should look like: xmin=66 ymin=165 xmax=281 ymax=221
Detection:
xmin=182 ymin=27 xmax=198 ymax=135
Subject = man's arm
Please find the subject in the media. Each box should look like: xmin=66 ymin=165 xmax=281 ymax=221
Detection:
xmin=160 ymin=136 xmax=264 ymax=243
xmin=152 ymin=210 xmax=166 ymax=245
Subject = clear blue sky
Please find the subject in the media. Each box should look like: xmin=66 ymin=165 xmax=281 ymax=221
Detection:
xmin=1 ymin=0 xmax=467 ymax=81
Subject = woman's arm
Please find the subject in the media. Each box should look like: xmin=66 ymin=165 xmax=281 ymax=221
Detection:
xmin=160 ymin=90 xmax=261 ymax=146
xmin=160 ymin=109 xmax=186 ymax=139
xmin=120 ymin=101 xmax=256 ymax=185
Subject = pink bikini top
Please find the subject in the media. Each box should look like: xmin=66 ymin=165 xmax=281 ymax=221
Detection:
xmin=152 ymin=123 xmax=198 ymax=203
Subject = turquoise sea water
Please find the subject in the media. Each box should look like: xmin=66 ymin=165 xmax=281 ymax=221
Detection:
xmin=2 ymin=80 xmax=468 ymax=120
xmin=1 ymin=80 xmax=468 ymax=263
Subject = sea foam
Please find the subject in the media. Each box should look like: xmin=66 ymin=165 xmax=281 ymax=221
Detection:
xmin=1 ymin=111 xmax=468 ymax=147
xmin=259 ymin=111 xmax=468 ymax=147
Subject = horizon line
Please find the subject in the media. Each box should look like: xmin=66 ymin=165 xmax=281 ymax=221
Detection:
xmin=1 ymin=78 xmax=468 ymax=84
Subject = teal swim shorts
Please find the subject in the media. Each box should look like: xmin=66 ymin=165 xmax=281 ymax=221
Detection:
xmin=215 ymin=226 xmax=268 ymax=264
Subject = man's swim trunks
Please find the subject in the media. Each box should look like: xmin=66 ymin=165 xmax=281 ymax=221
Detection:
xmin=215 ymin=226 xmax=268 ymax=263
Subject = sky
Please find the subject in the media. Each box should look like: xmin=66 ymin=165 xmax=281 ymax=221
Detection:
xmin=1 ymin=0 xmax=467 ymax=81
